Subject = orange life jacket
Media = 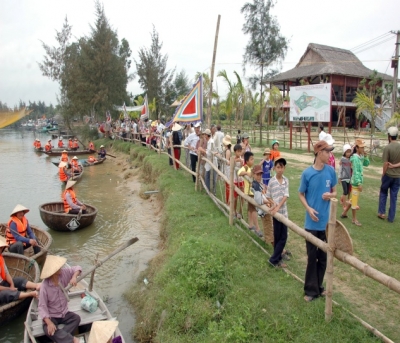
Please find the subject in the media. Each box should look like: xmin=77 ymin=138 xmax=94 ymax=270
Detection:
xmin=61 ymin=153 xmax=69 ymax=162
xmin=71 ymin=160 xmax=80 ymax=172
xmin=88 ymin=156 xmax=96 ymax=163
xmin=63 ymin=189 xmax=77 ymax=213
xmin=72 ymin=141 xmax=79 ymax=149
xmin=68 ymin=140 xmax=73 ymax=149
xmin=33 ymin=141 xmax=36 ymax=147
xmin=59 ymin=166 xmax=68 ymax=182
xmin=45 ymin=144 xmax=52 ymax=151
xmin=0 ymin=255 xmax=6 ymax=281
xmin=58 ymin=141 xmax=64 ymax=148
xmin=6 ymin=216 xmax=28 ymax=246
xmin=89 ymin=143 xmax=94 ymax=150
xmin=37 ymin=142 xmax=41 ymax=148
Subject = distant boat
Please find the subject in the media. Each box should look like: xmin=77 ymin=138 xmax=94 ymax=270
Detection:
xmin=51 ymin=157 xmax=106 ymax=168
xmin=44 ymin=149 xmax=96 ymax=157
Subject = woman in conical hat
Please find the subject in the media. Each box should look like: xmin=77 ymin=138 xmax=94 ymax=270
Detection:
xmin=5 ymin=204 xmax=40 ymax=256
xmin=0 ymin=236 xmax=40 ymax=305
xmin=63 ymin=180 xmax=87 ymax=215
xmin=88 ymin=320 xmax=120 ymax=343
xmin=39 ymin=255 xmax=82 ymax=343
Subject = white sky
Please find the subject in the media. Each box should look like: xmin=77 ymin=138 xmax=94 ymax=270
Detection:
xmin=0 ymin=0 xmax=399 ymax=108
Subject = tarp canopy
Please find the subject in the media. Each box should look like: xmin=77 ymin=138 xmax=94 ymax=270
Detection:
xmin=0 ymin=108 xmax=32 ymax=129
xmin=113 ymin=105 xmax=144 ymax=112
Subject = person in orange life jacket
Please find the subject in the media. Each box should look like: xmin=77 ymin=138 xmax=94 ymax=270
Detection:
xmin=58 ymin=137 xmax=65 ymax=148
xmin=63 ymin=180 xmax=87 ymax=214
xmin=45 ymin=139 xmax=53 ymax=152
xmin=60 ymin=150 xmax=69 ymax=163
xmin=87 ymin=155 xmax=97 ymax=163
xmin=68 ymin=138 xmax=73 ymax=149
xmin=88 ymin=141 xmax=95 ymax=151
xmin=0 ymin=236 xmax=40 ymax=305
xmin=59 ymin=161 xmax=71 ymax=184
xmin=5 ymin=204 xmax=40 ymax=255
xmin=33 ymin=138 xmax=41 ymax=149
xmin=71 ymin=139 xmax=79 ymax=151
xmin=98 ymin=145 xmax=106 ymax=158
xmin=71 ymin=156 xmax=82 ymax=174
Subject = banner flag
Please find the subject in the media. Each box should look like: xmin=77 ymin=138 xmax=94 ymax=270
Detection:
xmin=172 ymin=76 xmax=203 ymax=123
xmin=140 ymin=95 xmax=149 ymax=120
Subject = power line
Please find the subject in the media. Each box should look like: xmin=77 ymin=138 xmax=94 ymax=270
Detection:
xmin=353 ymin=36 xmax=395 ymax=54
xmin=350 ymin=32 xmax=391 ymax=51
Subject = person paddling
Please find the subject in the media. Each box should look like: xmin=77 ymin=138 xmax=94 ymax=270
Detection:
xmin=63 ymin=180 xmax=87 ymax=215
xmin=98 ymin=145 xmax=107 ymax=158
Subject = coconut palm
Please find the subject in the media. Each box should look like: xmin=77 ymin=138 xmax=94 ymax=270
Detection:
xmin=353 ymin=92 xmax=380 ymax=134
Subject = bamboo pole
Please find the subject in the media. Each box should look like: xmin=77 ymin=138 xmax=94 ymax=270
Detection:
xmin=325 ymin=198 xmax=338 ymax=321
xmin=89 ymin=253 xmax=99 ymax=292
xmin=229 ymin=156 xmax=235 ymax=226
xmin=170 ymin=134 xmax=176 ymax=170
xmin=195 ymin=151 xmax=201 ymax=192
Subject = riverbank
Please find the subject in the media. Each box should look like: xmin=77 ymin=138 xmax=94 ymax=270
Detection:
xmin=103 ymin=139 xmax=393 ymax=343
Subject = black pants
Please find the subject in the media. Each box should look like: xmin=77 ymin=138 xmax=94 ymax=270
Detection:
xmin=0 ymin=277 xmax=27 ymax=304
xmin=9 ymin=241 xmax=40 ymax=255
xmin=190 ymin=154 xmax=198 ymax=182
xmin=269 ymin=218 xmax=287 ymax=265
xmin=42 ymin=311 xmax=81 ymax=343
xmin=167 ymin=148 xmax=173 ymax=165
xmin=68 ymin=209 xmax=87 ymax=215
xmin=304 ymin=230 xmax=327 ymax=298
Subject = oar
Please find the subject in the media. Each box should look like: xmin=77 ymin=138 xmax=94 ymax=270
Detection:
xmin=106 ymin=153 xmax=116 ymax=158
xmin=76 ymin=208 xmax=83 ymax=221
xmin=25 ymin=321 xmax=38 ymax=343
xmin=64 ymin=237 xmax=139 ymax=292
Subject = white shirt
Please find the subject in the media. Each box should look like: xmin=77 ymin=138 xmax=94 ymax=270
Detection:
xmin=205 ymin=138 xmax=218 ymax=171
xmin=184 ymin=132 xmax=200 ymax=156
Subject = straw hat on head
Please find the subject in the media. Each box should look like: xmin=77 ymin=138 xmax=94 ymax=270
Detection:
xmin=355 ymin=138 xmax=366 ymax=148
xmin=59 ymin=137 xmax=62 ymax=140
xmin=222 ymin=135 xmax=232 ymax=146
xmin=100 ymin=145 xmax=104 ymax=148
xmin=202 ymin=129 xmax=212 ymax=136
xmin=62 ymin=150 xmax=68 ymax=153
xmin=88 ymin=320 xmax=119 ymax=343
xmin=0 ymin=236 xmax=8 ymax=249
xmin=72 ymin=156 xmax=78 ymax=160
xmin=172 ymin=123 xmax=182 ymax=131
xmin=10 ymin=204 xmax=30 ymax=217
xmin=388 ymin=126 xmax=399 ymax=136
xmin=48 ymin=139 xmax=52 ymax=142
xmin=66 ymin=180 xmax=76 ymax=189
xmin=40 ymin=255 xmax=67 ymax=279
xmin=59 ymin=161 xmax=67 ymax=168
xmin=242 ymin=132 xmax=250 ymax=139
xmin=263 ymin=148 xmax=271 ymax=155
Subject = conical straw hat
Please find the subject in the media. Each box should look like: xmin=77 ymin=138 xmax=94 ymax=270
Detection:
xmin=0 ymin=236 xmax=7 ymax=248
xmin=10 ymin=204 xmax=30 ymax=216
xmin=88 ymin=320 xmax=119 ymax=343
xmin=66 ymin=180 xmax=76 ymax=189
xmin=59 ymin=162 xmax=67 ymax=168
xmin=40 ymin=255 xmax=67 ymax=279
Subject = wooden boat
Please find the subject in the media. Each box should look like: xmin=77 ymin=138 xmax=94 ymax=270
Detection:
xmin=24 ymin=263 xmax=125 ymax=342
xmin=33 ymin=147 xmax=43 ymax=153
xmin=70 ymin=167 xmax=84 ymax=181
xmin=39 ymin=202 xmax=97 ymax=232
xmin=52 ymin=158 xmax=105 ymax=168
xmin=0 ymin=253 xmax=40 ymax=326
xmin=0 ymin=224 xmax=52 ymax=266
xmin=44 ymin=149 xmax=96 ymax=157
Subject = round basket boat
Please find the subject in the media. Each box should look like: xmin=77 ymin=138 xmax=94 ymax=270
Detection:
xmin=0 ymin=223 xmax=52 ymax=266
xmin=0 ymin=253 xmax=39 ymax=326
xmin=39 ymin=202 xmax=98 ymax=232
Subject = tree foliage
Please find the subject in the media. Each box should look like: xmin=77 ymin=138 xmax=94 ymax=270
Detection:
xmin=135 ymin=26 xmax=175 ymax=118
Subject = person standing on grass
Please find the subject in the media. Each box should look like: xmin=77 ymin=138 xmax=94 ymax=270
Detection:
xmin=321 ymin=133 xmax=336 ymax=169
xmin=184 ymin=123 xmax=201 ymax=182
xmin=341 ymin=139 xmax=369 ymax=226
xmin=338 ymin=144 xmax=352 ymax=208
xmin=270 ymin=139 xmax=281 ymax=162
xmin=198 ymin=129 xmax=218 ymax=194
xmin=259 ymin=148 xmax=274 ymax=188
xmin=241 ymin=133 xmax=251 ymax=154
xmin=266 ymin=158 xmax=289 ymax=268
xmin=378 ymin=126 xmax=400 ymax=223
xmin=233 ymin=144 xmax=244 ymax=219
xmin=299 ymin=140 xmax=337 ymax=302
xmin=171 ymin=123 xmax=182 ymax=169
xmin=222 ymin=135 xmax=232 ymax=204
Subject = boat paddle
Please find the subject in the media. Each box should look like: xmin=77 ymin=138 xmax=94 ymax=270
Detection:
xmin=106 ymin=153 xmax=116 ymax=158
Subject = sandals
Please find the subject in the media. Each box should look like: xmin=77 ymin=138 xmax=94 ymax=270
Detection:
xmin=304 ymin=295 xmax=315 ymax=302
xmin=352 ymin=220 xmax=362 ymax=226
xmin=340 ymin=214 xmax=348 ymax=218
xmin=377 ymin=214 xmax=386 ymax=220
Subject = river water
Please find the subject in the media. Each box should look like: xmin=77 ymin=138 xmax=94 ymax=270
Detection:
xmin=0 ymin=129 xmax=159 ymax=343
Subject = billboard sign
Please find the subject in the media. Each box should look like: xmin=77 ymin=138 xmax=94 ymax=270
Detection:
xmin=290 ymin=83 xmax=331 ymax=122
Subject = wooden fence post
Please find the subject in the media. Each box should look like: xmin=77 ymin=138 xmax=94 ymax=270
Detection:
xmin=195 ymin=152 xmax=201 ymax=191
xmin=325 ymin=198 xmax=338 ymax=321
xmin=170 ymin=134 xmax=177 ymax=170
xmin=229 ymin=156 xmax=235 ymax=226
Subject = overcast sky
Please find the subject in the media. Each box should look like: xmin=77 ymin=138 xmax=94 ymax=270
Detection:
xmin=0 ymin=0 xmax=399 ymax=108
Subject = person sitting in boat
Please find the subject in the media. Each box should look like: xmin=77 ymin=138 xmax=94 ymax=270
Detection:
xmin=71 ymin=156 xmax=82 ymax=174
xmin=88 ymin=141 xmax=95 ymax=151
xmin=88 ymin=320 xmax=120 ymax=343
xmin=38 ymin=255 xmax=82 ymax=343
xmin=45 ymin=139 xmax=53 ymax=152
xmin=0 ymin=236 xmax=40 ymax=305
xmin=87 ymin=155 xmax=97 ymax=163
xmin=63 ymin=180 xmax=87 ymax=214
xmin=33 ymin=139 xmax=41 ymax=149
xmin=71 ymin=138 xmax=79 ymax=151
xmin=59 ymin=161 xmax=71 ymax=184
xmin=68 ymin=138 xmax=73 ymax=149
xmin=98 ymin=145 xmax=107 ymax=158
xmin=60 ymin=150 xmax=69 ymax=163
xmin=58 ymin=137 xmax=65 ymax=148
xmin=6 ymin=204 xmax=41 ymax=256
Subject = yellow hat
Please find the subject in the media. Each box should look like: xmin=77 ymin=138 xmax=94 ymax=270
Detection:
xmin=88 ymin=320 xmax=119 ymax=343
xmin=40 ymin=255 xmax=67 ymax=279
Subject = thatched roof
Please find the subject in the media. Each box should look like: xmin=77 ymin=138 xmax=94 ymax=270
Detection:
xmin=268 ymin=43 xmax=392 ymax=83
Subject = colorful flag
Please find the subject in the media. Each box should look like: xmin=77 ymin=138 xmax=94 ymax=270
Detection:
xmin=172 ymin=76 xmax=203 ymax=123
xmin=123 ymin=102 xmax=129 ymax=120
xmin=106 ymin=110 xmax=111 ymax=123
xmin=140 ymin=95 xmax=149 ymax=120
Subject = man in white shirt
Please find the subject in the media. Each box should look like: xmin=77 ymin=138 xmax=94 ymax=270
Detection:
xmin=184 ymin=123 xmax=201 ymax=182
xmin=198 ymin=128 xmax=218 ymax=194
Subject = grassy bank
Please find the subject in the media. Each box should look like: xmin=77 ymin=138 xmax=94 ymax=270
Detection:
xmin=102 ymin=139 xmax=398 ymax=342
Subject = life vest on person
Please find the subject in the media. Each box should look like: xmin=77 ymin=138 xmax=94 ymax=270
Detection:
xmin=68 ymin=140 xmax=73 ymax=149
xmin=61 ymin=153 xmax=69 ymax=162
xmin=88 ymin=156 xmax=96 ymax=163
xmin=0 ymin=255 xmax=6 ymax=281
xmin=89 ymin=142 xmax=94 ymax=150
xmin=59 ymin=166 xmax=68 ymax=182
xmin=45 ymin=143 xmax=52 ymax=152
xmin=71 ymin=160 xmax=80 ymax=172
xmin=72 ymin=141 xmax=79 ymax=149
xmin=33 ymin=141 xmax=37 ymax=147
xmin=6 ymin=216 xmax=28 ymax=246
xmin=63 ymin=189 xmax=77 ymax=213
xmin=37 ymin=142 xmax=41 ymax=148
xmin=58 ymin=141 xmax=64 ymax=148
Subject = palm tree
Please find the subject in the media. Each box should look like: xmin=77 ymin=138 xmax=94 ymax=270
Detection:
xmin=353 ymin=92 xmax=380 ymax=134
xmin=218 ymin=70 xmax=236 ymax=132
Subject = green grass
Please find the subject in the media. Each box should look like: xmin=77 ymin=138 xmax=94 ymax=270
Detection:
xmin=102 ymin=142 xmax=400 ymax=343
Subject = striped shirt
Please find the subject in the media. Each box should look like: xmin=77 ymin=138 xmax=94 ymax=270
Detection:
xmin=266 ymin=175 xmax=289 ymax=218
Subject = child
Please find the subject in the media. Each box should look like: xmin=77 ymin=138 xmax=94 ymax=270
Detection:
xmin=266 ymin=158 xmax=289 ymax=268
xmin=338 ymin=144 xmax=352 ymax=208
xmin=252 ymin=165 xmax=273 ymax=245
xmin=341 ymin=139 xmax=370 ymax=226
xmin=270 ymin=139 xmax=281 ymax=161
xmin=259 ymin=148 xmax=274 ymax=188
xmin=233 ymin=144 xmax=244 ymax=218
xmin=223 ymin=135 xmax=232 ymax=204
xmin=238 ymin=152 xmax=261 ymax=236
xmin=236 ymin=130 xmax=242 ymax=144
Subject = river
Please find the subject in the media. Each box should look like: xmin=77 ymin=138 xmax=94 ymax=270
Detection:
xmin=0 ymin=129 xmax=160 ymax=343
